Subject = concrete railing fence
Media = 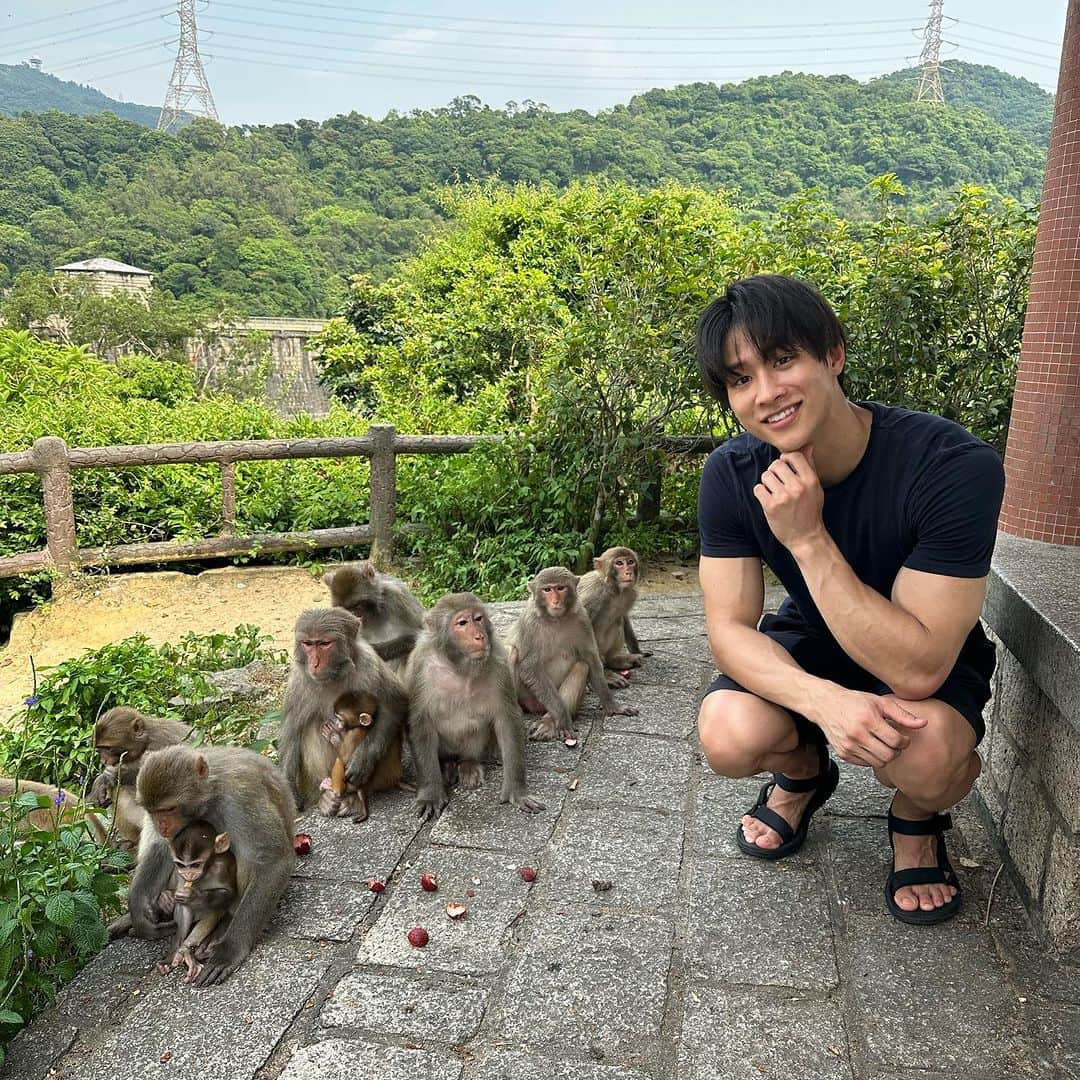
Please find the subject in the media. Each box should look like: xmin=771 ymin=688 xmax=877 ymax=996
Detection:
xmin=0 ymin=427 xmax=722 ymax=580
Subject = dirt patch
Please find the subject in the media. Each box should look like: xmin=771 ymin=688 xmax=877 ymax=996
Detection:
xmin=0 ymin=560 xmax=700 ymax=718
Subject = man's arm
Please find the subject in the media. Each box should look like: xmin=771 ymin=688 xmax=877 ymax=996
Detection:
xmin=701 ymin=555 xmax=925 ymax=767
xmin=754 ymin=450 xmax=986 ymax=700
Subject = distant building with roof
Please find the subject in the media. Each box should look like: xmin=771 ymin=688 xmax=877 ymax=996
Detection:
xmin=55 ymin=258 xmax=153 ymax=299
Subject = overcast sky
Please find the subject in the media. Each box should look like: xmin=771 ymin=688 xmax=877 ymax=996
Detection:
xmin=1 ymin=0 xmax=1070 ymax=126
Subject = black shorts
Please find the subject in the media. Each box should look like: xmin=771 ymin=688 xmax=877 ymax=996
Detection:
xmin=704 ymin=604 xmax=995 ymax=746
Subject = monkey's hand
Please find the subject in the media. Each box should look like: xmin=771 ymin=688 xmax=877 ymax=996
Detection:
xmin=130 ymin=898 xmax=176 ymax=940
xmin=318 ymin=787 xmax=343 ymax=817
xmin=606 ymin=701 xmax=639 ymax=717
xmin=344 ymin=743 xmax=378 ymax=788
xmin=415 ymin=786 xmax=448 ymax=821
xmin=192 ymin=937 xmax=248 ymax=987
xmin=527 ymin=712 xmax=572 ymax=742
xmin=320 ymin=714 xmax=345 ymax=748
xmin=88 ymin=768 xmax=117 ymax=807
xmin=605 ymin=671 xmax=631 ymax=689
xmin=499 ymin=785 xmax=546 ymax=814
xmin=157 ymin=889 xmax=177 ymax=917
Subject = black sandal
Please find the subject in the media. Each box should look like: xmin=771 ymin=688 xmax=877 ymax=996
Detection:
xmin=885 ymin=803 xmax=962 ymax=925
xmin=735 ymin=742 xmax=839 ymax=861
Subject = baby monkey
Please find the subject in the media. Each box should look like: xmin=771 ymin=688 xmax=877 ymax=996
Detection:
xmin=321 ymin=690 xmax=403 ymax=822
xmin=158 ymin=819 xmax=237 ymax=983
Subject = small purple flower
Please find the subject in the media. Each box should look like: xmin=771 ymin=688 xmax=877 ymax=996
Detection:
xmin=25 ymin=948 xmax=33 ymax=959
xmin=23 ymin=695 xmax=39 ymax=707
xmin=53 ymin=790 xmax=66 ymax=807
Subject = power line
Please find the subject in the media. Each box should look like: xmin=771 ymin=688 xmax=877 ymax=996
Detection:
xmin=955 ymin=20 xmax=1061 ymax=48
xmin=53 ymin=38 xmax=177 ymax=75
xmin=2 ymin=10 xmax=172 ymax=56
xmin=3 ymin=0 xmax=145 ymax=33
xmin=249 ymin=1 xmax=924 ymax=34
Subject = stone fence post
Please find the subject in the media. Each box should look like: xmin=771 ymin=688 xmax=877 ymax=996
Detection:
xmin=368 ymin=424 xmax=396 ymax=568
xmin=32 ymin=436 xmax=78 ymax=580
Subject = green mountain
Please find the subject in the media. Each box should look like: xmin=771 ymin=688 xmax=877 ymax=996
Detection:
xmin=0 ymin=62 xmax=162 ymax=127
xmin=0 ymin=61 xmax=1053 ymax=316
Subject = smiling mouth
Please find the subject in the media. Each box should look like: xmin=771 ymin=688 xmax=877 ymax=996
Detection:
xmin=763 ymin=404 xmax=800 ymax=424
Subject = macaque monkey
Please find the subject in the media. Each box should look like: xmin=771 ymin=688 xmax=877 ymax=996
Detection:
xmin=279 ymin=607 xmax=408 ymax=817
xmin=321 ymin=689 xmax=403 ymax=823
xmin=158 ymin=819 xmax=238 ymax=983
xmin=507 ymin=566 xmax=639 ymax=741
xmin=578 ymin=546 xmax=652 ymax=688
xmin=325 ymin=561 xmax=425 ymax=670
xmin=128 ymin=745 xmax=296 ymax=986
xmin=0 ymin=777 xmax=107 ymax=844
xmin=87 ymin=707 xmax=192 ymax=851
xmin=405 ymin=592 xmax=545 ymax=821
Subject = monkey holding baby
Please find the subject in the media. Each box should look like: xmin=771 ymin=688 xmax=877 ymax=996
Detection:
xmin=279 ymin=607 xmax=408 ymax=819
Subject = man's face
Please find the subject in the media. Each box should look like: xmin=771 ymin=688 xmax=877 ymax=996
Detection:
xmin=721 ymin=329 xmax=846 ymax=452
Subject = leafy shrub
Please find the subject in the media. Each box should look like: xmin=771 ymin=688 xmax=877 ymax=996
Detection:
xmin=0 ymin=626 xmax=286 ymax=789
xmin=0 ymin=791 xmax=130 ymax=1061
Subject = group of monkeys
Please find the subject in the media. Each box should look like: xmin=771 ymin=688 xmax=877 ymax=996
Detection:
xmin=79 ymin=547 xmax=650 ymax=987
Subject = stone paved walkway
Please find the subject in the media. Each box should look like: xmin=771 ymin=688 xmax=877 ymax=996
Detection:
xmin=5 ymin=593 xmax=1080 ymax=1079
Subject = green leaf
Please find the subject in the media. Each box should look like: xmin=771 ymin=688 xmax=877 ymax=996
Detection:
xmin=44 ymin=892 xmax=76 ymax=928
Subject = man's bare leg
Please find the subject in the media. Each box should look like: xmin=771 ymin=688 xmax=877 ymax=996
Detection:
xmin=874 ymin=696 xmax=980 ymax=916
xmin=698 ymin=689 xmax=823 ymax=852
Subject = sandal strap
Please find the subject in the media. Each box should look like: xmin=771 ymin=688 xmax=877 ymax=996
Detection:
xmin=773 ymin=742 xmax=830 ymax=794
xmin=888 ymin=810 xmax=952 ymax=836
xmin=746 ymin=802 xmax=796 ymax=844
xmin=772 ymin=771 xmax=820 ymax=794
xmin=890 ymin=865 xmax=958 ymax=889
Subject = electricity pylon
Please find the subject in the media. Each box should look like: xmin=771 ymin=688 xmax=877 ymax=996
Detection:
xmin=915 ymin=0 xmax=945 ymax=104
xmin=158 ymin=0 xmax=218 ymax=132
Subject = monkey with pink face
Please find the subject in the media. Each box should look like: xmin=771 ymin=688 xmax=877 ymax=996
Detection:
xmin=405 ymin=593 xmax=545 ymax=821
xmin=279 ymin=607 xmax=407 ymax=818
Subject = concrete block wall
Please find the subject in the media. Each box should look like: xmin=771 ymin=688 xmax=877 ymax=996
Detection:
xmin=976 ymin=532 xmax=1080 ymax=953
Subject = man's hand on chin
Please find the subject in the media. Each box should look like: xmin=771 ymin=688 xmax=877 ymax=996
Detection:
xmin=753 ymin=446 xmax=826 ymax=551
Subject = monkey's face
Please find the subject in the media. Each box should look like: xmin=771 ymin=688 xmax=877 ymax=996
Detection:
xmin=538 ymin=582 xmax=571 ymax=617
xmin=300 ymin=636 xmax=345 ymax=682
xmin=610 ymin=555 xmax=638 ymax=589
xmin=97 ymin=745 xmax=123 ymax=767
xmin=172 ymin=853 xmax=210 ymax=886
xmin=150 ymin=806 xmax=187 ymax=840
xmin=450 ymin=608 xmax=490 ymax=661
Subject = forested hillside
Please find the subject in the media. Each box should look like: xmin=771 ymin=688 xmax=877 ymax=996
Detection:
xmin=0 ymin=62 xmax=1051 ymax=316
xmin=0 ymin=63 xmax=161 ymax=127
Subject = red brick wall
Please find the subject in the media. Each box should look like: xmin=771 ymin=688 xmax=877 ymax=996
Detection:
xmin=1000 ymin=0 xmax=1080 ymax=544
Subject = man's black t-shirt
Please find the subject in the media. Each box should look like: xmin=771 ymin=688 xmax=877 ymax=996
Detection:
xmin=698 ymin=401 xmax=1005 ymax=673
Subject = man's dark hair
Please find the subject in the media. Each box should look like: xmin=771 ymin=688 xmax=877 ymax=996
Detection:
xmin=696 ymin=274 xmax=848 ymax=407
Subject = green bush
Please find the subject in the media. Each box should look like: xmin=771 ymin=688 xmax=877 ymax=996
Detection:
xmin=0 ymin=792 xmax=130 ymax=1060
xmin=0 ymin=626 xmax=287 ymax=789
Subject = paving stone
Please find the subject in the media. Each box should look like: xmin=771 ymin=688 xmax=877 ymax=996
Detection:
xmin=356 ymin=848 xmax=533 ymax=974
xmin=630 ymin=647 xmax=715 ymax=691
xmin=428 ymin=768 xmax=569 ymax=853
xmin=687 ymin=857 xmax=838 ymax=990
xmin=523 ymin=714 xmax=594 ymax=773
xmin=275 ymin=877 xmax=377 ymax=941
xmin=602 ymin=684 xmax=700 ymax=739
xmin=294 ymin=788 xmax=422 ymax=882
xmin=53 ymin=938 xmax=335 ymax=1080
xmin=320 ymin=971 xmax=487 ymax=1041
xmin=490 ymin=910 xmax=673 ymax=1066
xmin=633 ymin=616 xmax=707 ymax=643
xmin=0 ymin=1021 xmax=77 ymax=1079
xmin=844 ymin=913 xmax=1029 ymax=1074
xmin=1031 ymin=1000 xmax=1080 ymax=1079
xmin=633 ymin=594 xmax=705 ymax=617
xmin=693 ymin=772 xmax=827 ymax=865
xmin=678 ymin=985 xmax=853 ymax=1079
xmin=532 ymin=804 xmax=684 ymax=915
xmin=579 ymin=731 xmax=694 ymax=810
xmin=994 ymin=925 xmax=1080 ymax=1004
xmin=468 ymin=1048 xmax=652 ymax=1078
xmin=278 ymin=1038 xmax=463 ymax=1080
